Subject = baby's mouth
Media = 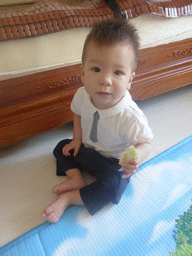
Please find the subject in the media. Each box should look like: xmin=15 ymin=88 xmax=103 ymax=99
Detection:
xmin=97 ymin=92 xmax=111 ymax=96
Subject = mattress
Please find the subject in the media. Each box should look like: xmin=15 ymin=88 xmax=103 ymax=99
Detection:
xmin=0 ymin=10 xmax=192 ymax=81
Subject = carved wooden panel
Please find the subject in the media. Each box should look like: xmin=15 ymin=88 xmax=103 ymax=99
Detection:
xmin=0 ymin=92 xmax=76 ymax=146
xmin=0 ymin=65 xmax=82 ymax=108
xmin=130 ymin=38 xmax=192 ymax=100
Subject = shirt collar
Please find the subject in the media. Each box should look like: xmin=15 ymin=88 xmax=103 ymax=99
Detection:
xmin=85 ymin=89 xmax=133 ymax=119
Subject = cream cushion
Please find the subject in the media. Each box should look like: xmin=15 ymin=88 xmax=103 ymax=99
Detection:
xmin=1 ymin=11 xmax=192 ymax=81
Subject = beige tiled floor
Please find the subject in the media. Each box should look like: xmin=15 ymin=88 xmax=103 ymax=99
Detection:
xmin=1 ymin=84 xmax=192 ymax=247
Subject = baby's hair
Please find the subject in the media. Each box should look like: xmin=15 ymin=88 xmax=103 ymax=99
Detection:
xmin=82 ymin=19 xmax=140 ymax=70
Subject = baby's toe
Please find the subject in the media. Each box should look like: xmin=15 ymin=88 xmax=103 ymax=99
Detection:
xmin=51 ymin=186 xmax=57 ymax=193
xmin=47 ymin=212 xmax=59 ymax=223
xmin=42 ymin=206 xmax=53 ymax=218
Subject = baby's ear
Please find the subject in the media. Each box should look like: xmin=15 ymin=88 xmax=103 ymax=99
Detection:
xmin=127 ymin=72 xmax=135 ymax=90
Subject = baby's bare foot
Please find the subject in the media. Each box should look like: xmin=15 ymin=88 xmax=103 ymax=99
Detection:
xmin=42 ymin=190 xmax=84 ymax=223
xmin=42 ymin=194 xmax=69 ymax=223
xmin=52 ymin=177 xmax=86 ymax=195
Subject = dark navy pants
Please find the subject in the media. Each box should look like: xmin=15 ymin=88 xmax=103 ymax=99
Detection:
xmin=53 ymin=139 xmax=130 ymax=215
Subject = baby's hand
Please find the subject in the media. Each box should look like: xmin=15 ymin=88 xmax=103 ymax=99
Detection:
xmin=62 ymin=139 xmax=81 ymax=157
xmin=121 ymin=159 xmax=139 ymax=178
xmin=119 ymin=146 xmax=138 ymax=178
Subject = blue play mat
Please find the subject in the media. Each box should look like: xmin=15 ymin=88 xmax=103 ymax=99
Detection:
xmin=1 ymin=136 xmax=192 ymax=256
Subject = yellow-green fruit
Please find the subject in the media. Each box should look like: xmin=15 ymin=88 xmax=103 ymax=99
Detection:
xmin=119 ymin=145 xmax=137 ymax=166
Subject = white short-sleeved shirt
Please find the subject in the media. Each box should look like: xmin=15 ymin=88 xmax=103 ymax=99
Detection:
xmin=71 ymin=87 xmax=153 ymax=159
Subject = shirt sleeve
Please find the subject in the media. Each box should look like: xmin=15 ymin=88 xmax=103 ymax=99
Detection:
xmin=70 ymin=87 xmax=84 ymax=116
xmin=122 ymin=112 xmax=154 ymax=145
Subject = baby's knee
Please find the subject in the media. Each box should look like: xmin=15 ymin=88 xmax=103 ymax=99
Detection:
xmin=53 ymin=139 xmax=72 ymax=157
xmin=56 ymin=139 xmax=72 ymax=149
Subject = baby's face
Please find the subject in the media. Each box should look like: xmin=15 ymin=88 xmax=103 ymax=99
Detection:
xmin=82 ymin=41 xmax=135 ymax=109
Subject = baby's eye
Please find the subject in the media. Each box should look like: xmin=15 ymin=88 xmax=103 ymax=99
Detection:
xmin=92 ymin=67 xmax=100 ymax=72
xmin=114 ymin=70 xmax=123 ymax=75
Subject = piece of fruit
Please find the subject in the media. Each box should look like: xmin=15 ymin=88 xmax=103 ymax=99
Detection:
xmin=119 ymin=145 xmax=137 ymax=166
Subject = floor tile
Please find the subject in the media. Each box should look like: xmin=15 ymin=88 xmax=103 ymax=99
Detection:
xmin=136 ymin=85 xmax=192 ymax=154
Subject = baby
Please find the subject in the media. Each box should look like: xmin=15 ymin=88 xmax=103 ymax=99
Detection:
xmin=42 ymin=19 xmax=153 ymax=223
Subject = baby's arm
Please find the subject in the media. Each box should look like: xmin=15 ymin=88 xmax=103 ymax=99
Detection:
xmin=120 ymin=141 xmax=151 ymax=178
xmin=62 ymin=114 xmax=82 ymax=157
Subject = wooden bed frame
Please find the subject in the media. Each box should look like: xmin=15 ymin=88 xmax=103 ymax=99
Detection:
xmin=1 ymin=37 xmax=191 ymax=147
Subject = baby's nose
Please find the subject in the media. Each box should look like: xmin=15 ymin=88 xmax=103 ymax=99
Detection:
xmin=98 ymin=73 xmax=112 ymax=86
